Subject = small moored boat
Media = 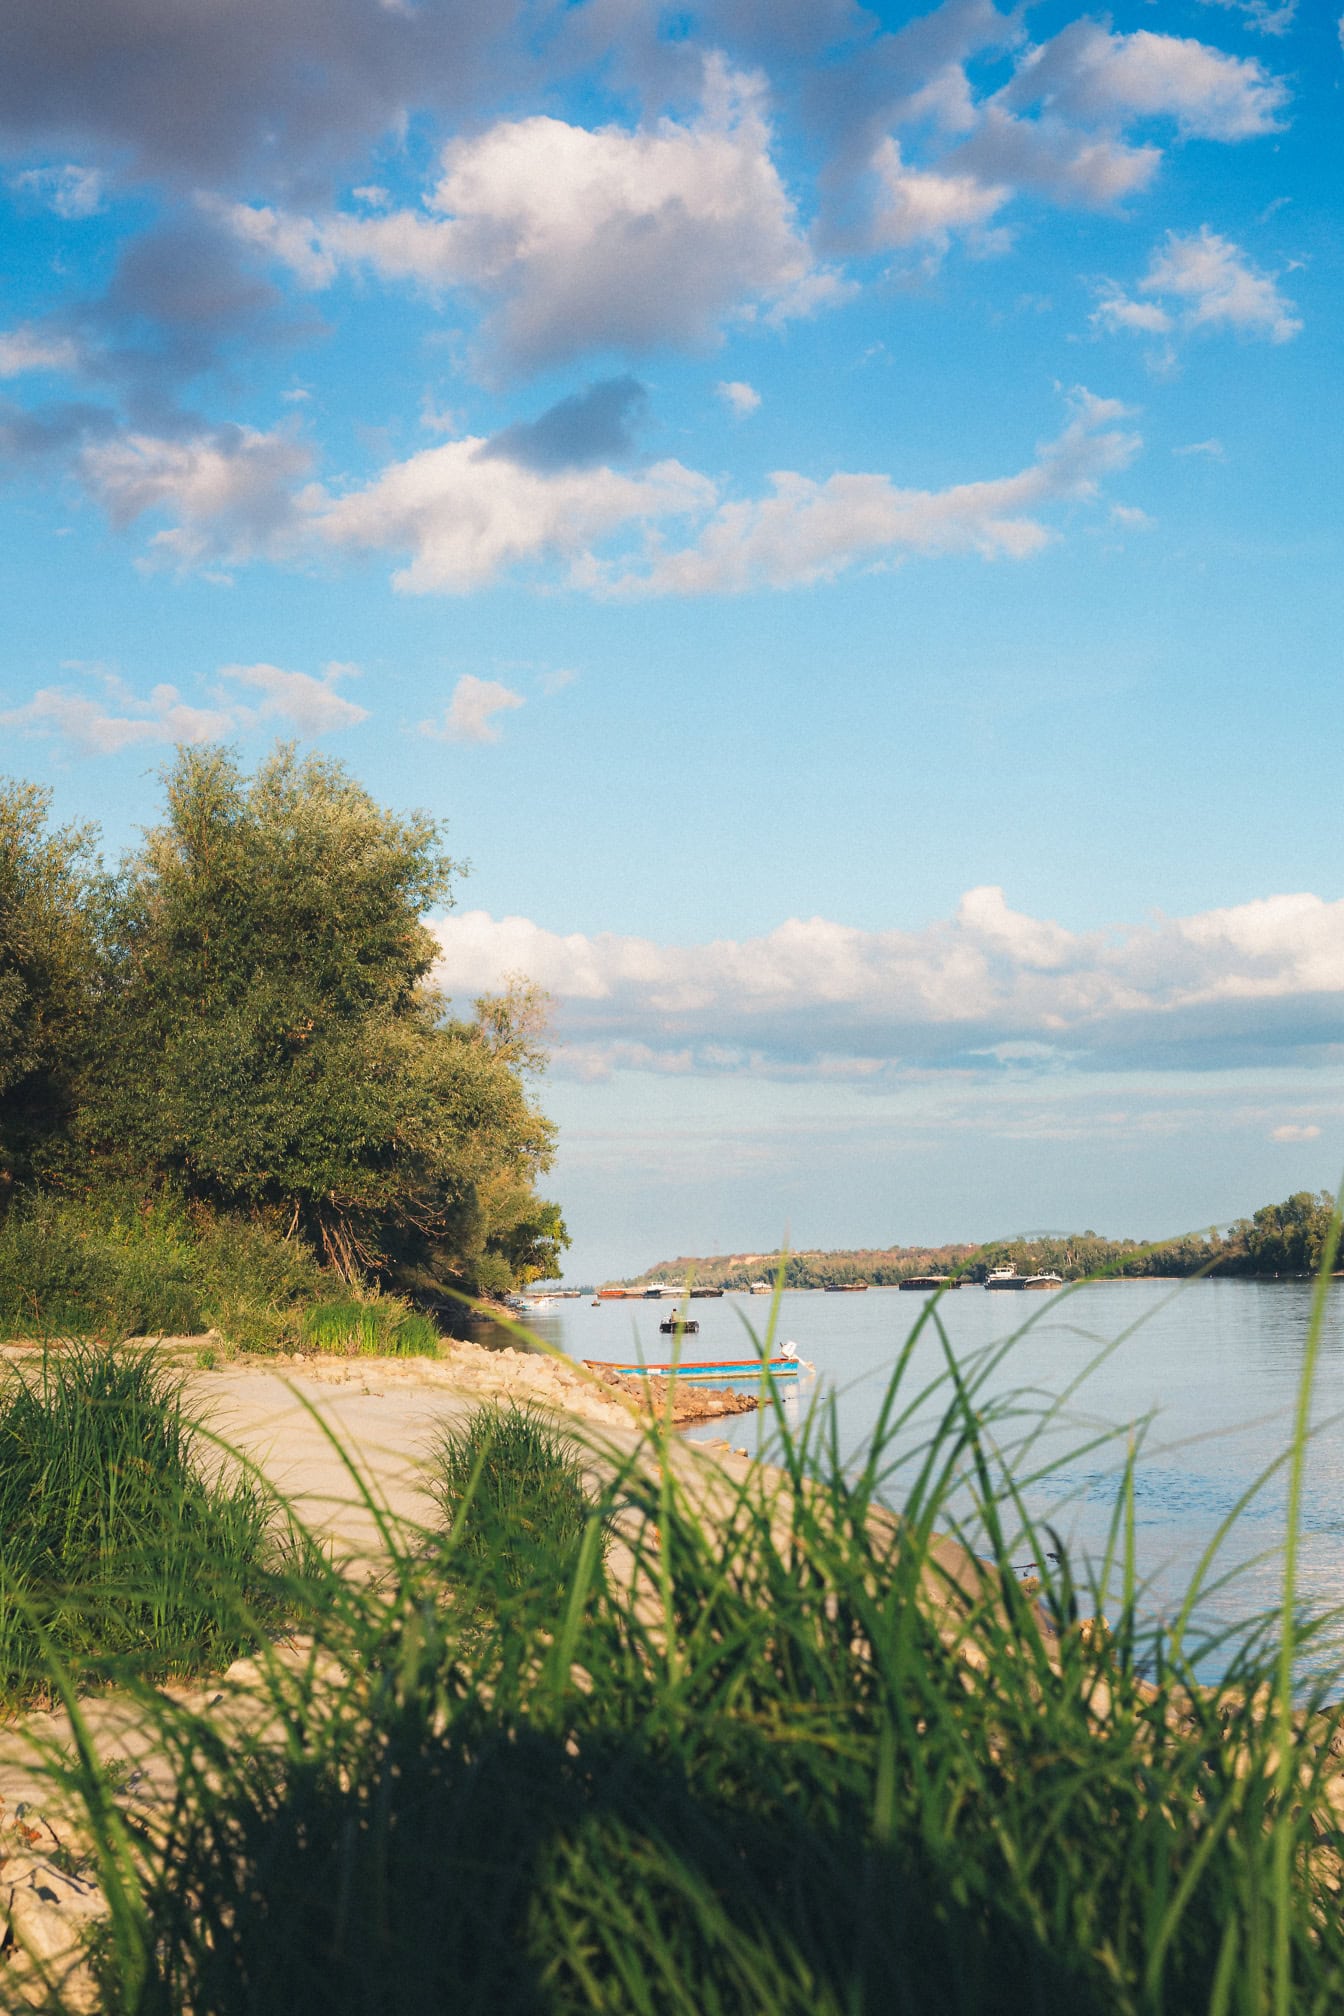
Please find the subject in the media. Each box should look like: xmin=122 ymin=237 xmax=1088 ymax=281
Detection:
xmin=659 ymin=1317 xmax=699 ymax=1334
xmin=585 ymin=1342 xmax=810 ymax=1386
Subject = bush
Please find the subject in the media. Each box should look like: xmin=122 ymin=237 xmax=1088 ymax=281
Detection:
xmin=0 ymin=1187 xmax=329 ymax=1348
xmin=0 ymin=1343 xmax=293 ymax=1707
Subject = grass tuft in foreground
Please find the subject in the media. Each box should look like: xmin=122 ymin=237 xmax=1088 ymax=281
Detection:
xmin=424 ymin=1402 xmax=597 ymax=1609
xmin=0 ymin=1342 xmax=296 ymax=1710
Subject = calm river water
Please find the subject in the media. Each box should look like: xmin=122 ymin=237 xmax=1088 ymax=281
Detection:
xmin=508 ymin=1281 xmax=1344 ymax=1679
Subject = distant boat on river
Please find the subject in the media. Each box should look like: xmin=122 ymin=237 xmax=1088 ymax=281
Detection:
xmin=900 ymin=1275 xmax=959 ymax=1290
xmin=985 ymin=1268 xmax=1023 ymax=1290
xmin=824 ymin=1282 xmax=869 ymax=1293
xmin=1022 ymin=1272 xmax=1064 ymax=1291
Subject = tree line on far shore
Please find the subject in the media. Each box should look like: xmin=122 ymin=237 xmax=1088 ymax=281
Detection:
xmin=623 ymin=1191 xmax=1340 ymax=1291
xmin=0 ymin=745 xmax=567 ymax=1340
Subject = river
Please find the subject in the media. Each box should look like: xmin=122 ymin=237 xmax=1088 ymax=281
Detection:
xmin=501 ymin=1279 xmax=1344 ymax=1680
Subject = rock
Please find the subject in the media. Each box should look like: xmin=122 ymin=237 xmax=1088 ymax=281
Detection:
xmin=0 ymin=1852 xmax=107 ymax=2012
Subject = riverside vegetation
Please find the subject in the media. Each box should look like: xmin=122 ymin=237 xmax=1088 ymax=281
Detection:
xmin=0 ymin=745 xmax=567 ymax=1349
xmin=2 ymin=1217 xmax=1344 ymax=2014
xmin=624 ymin=1190 xmax=1341 ymax=1293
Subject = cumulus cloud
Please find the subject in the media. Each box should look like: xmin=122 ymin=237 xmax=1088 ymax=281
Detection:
xmin=0 ymin=659 xmax=369 ymax=754
xmin=825 ymin=14 xmax=1288 ymax=263
xmin=421 ymin=674 xmax=524 ymax=744
xmin=868 ymin=138 xmax=1010 ymax=250
xmin=10 ymin=162 xmax=105 ymax=217
xmin=598 ymin=389 xmax=1140 ymax=595
xmin=77 ymin=386 xmax=1136 ymax=595
xmin=318 ymin=436 xmax=712 ymax=594
xmin=716 ymin=379 xmax=761 ymax=416
xmin=1000 ymin=22 xmax=1287 ymax=141
xmin=78 ymin=423 xmax=314 ymax=567
xmin=215 ymin=57 xmax=846 ymax=377
xmin=1096 ymin=227 xmax=1301 ymax=346
xmin=427 ymin=885 xmax=1344 ymax=1080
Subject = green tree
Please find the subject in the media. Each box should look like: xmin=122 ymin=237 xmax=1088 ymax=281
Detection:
xmin=86 ymin=745 xmax=566 ymax=1293
xmin=0 ymin=780 xmax=101 ymax=1191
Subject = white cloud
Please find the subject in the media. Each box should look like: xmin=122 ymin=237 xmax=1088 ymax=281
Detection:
xmin=1110 ymin=503 xmax=1154 ymax=529
xmin=1096 ymin=228 xmax=1300 ymax=348
xmin=599 ymin=390 xmax=1140 ymax=595
xmin=11 ymin=163 xmax=106 ymax=218
xmin=0 ymin=679 xmax=236 ymax=756
xmin=716 ymin=379 xmax=762 ymax=416
xmin=83 ymin=389 xmax=1137 ymax=597
xmin=214 ymin=57 xmax=846 ymax=377
xmin=1002 ymin=23 xmax=1288 ymax=141
xmin=1091 ymin=288 xmax=1172 ymax=337
xmin=1173 ymin=437 xmax=1225 ymax=458
xmin=1141 ymin=226 xmax=1300 ymax=342
xmin=1197 ymin=0 xmax=1297 ymax=37
xmin=868 ymin=138 xmax=1009 ymax=250
xmin=1271 ymin=1123 xmax=1320 ymax=1143
xmin=427 ymin=885 xmax=1344 ymax=1081
xmin=847 ymin=18 xmax=1287 ymax=264
xmin=219 ymin=660 xmax=368 ymax=732
xmin=421 ymin=674 xmax=524 ymax=744
xmin=317 ymin=436 xmax=713 ymax=593
xmin=0 ymin=659 xmax=369 ymax=754
xmin=0 ymin=325 xmax=81 ymax=377
xmin=78 ymin=425 xmax=315 ymax=568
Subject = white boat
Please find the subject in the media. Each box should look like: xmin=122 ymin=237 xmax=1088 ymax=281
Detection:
xmin=984 ymin=1267 xmax=1023 ymax=1291
xmin=1022 ymin=1272 xmax=1064 ymax=1291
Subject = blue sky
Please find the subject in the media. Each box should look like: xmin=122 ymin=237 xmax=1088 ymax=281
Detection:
xmin=1 ymin=0 xmax=1340 ymax=1279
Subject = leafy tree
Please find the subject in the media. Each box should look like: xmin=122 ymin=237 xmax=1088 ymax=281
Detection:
xmin=0 ymin=779 xmax=101 ymax=1190
xmin=1227 ymin=1191 xmax=1336 ymax=1277
xmin=86 ymin=745 xmax=566 ymax=1292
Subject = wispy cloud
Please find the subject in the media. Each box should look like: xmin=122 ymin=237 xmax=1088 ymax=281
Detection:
xmin=10 ymin=163 xmax=106 ymax=218
xmin=0 ymin=660 xmax=368 ymax=755
xmin=1094 ymin=227 xmax=1301 ymax=347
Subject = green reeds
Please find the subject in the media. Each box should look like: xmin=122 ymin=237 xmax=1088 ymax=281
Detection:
xmin=300 ymin=1295 xmax=441 ymax=1357
xmin=0 ymin=1342 xmax=295 ymax=1709
xmin=19 ymin=1217 xmax=1344 ymax=2015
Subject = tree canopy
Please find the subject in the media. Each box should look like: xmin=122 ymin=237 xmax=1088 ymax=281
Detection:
xmin=0 ymin=747 xmax=567 ymax=1297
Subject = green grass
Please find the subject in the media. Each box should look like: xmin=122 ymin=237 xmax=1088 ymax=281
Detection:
xmin=424 ymin=1403 xmax=598 ymax=1607
xmin=0 ymin=1342 xmax=297 ymax=1709
xmin=19 ymin=1202 xmax=1344 ymax=2015
xmin=300 ymin=1295 xmax=441 ymax=1358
